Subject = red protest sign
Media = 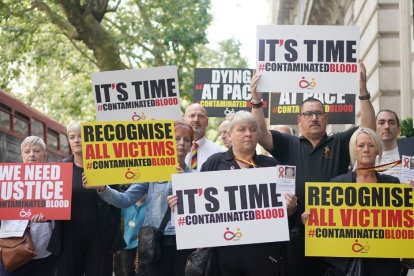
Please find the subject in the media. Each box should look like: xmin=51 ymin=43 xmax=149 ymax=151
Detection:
xmin=0 ymin=163 xmax=73 ymax=220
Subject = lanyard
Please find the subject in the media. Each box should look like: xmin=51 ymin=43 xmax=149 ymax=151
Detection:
xmin=234 ymin=157 xmax=258 ymax=168
xmin=357 ymin=160 xmax=401 ymax=172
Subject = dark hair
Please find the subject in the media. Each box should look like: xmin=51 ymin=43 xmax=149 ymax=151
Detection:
xmin=300 ymin=98 xmax=324 ymax=113
xmin=376 ymin=109 xmax=400 ymax=127
xmin=174 ymin=121 xmax=194 ymax=142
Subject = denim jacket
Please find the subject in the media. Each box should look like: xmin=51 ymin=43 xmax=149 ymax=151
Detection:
xmin=99 ymin=165 xmax=191 ymax=236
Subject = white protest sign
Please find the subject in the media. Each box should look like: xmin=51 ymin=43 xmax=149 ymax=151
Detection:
xmin=92 ymin=66 xmax=181 ymax=121
xmin=400 ymin=155 xmax=414 ymax=184
xmin=172 ymin=167 xmax=291 ymax=249
xmin=256 ymin=25 xmax=359 ymax=94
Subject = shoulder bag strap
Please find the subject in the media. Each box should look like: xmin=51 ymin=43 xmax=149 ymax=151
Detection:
xmin=158 ymin=206 xmax=171 ymax=231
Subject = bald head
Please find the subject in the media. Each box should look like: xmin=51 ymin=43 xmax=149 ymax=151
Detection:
xmin=183 ymin=103 xmax=209 ymax=140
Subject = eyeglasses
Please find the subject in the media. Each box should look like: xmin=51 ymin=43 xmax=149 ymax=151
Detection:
xmin=300 ymin=111 xmax=325 ymax=119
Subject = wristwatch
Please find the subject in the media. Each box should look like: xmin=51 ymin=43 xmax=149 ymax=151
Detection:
xmin=251 ymin=98 xmax=263 ymax=108
xmin=358 ymin=93 xmax=371 ymax=100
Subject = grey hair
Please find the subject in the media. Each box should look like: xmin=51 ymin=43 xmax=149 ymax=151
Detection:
xmin=66 ymin=121 xmax=82 ymax=134
xmin=21 ymin=136 xmax=46 ymax=153
xmin=349 ymin=127 xmax=383 ymax=167
xmin=227 ymin=111 xmax=260 ymax=135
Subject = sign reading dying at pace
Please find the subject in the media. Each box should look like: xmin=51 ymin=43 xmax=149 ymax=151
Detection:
xmin=0 ymin=163 xmax=73 ymax=220
xmin=256 ymin=25 xmax=359 ymax=94
xmin=193 ymin=68 xmax=269 ymax=118
xmin=305 ymin=182 xmax=414 ymax=258
xmin=92 ymin=66 xmax=181 ymax=121
xmin=82 ymin=120 xmax=177 ymax=186
xmin=172 ymin=167 xmax=291 ymax=249
xmin=270 ymin=93 xmax=355 ymax=124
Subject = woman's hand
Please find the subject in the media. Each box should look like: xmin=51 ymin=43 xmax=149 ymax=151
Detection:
xmin=250 ymin=73 xmax=262 ymax=103
xmin=167 ymin=195 xmax=178 ymax=212
xmin=31 ymin=213 xmax=46 ymax=223
xmin=285 ymin=192 xmax=297 ymax=216
xmin=82 ymin=173 xmax=106 ymax=191
xmin=301 ymin=212 xmax=310 ymax=225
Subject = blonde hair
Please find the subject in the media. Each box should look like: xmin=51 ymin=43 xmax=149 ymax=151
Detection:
xmin=66 ymin=121 xmax=82 ymax=134
xmin=227 ymin=111 xmax=260 ymax=135
xmin=349 ymin=128 xmax=383 ymax=167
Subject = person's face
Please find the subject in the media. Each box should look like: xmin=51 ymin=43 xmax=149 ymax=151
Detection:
xmin=183 ymin=105 xmax=208 ymax=139
xmin=355 ymin=133 xmax=378 ymax=167
xmin=285 ymin=168 xmax=294 ymax=177
xmin=229 ymin=121 xmax=258 ymax=154
xmin=175 ymin=128 xmax=192 ymax=161
xmin=21 ymin=143 xmax=46 ymax=163
xmin=68 ymin=130 xmax=82 ymax=154
xmin=218 ymin=121 xmax=231 ymax=148
xmin=297 ymin=101 xmax=327 ymax=138
xmin=376 ymin=111 xmax=400 ymax=144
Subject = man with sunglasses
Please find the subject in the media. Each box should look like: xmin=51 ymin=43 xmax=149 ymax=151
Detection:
xmin=250 ymin=62 xmax=376 ymax=276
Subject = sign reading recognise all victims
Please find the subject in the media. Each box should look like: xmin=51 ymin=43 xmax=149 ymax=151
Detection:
xmin=92 ymin=66 xmax=181 ymax=121
xmin=81 ymin=120 xmax=177 ymax=186
xmin=256 ymin=25 xmax=359 ymax=94
xmin=193 ymin=68 xmax=269 ymax=118
xmin=305 ymin=183 xmax=414 ymax=258
xmin=0 ymin=163 xmax=73 ymax=220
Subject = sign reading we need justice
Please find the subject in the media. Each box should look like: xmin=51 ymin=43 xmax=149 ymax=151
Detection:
xmin=92 ymin=66 xmax=181 ymax=121
xmin=256 ymin=25 xmax=359 ymax=94
xmin=0 ymin=163 xmax=73 ymax=220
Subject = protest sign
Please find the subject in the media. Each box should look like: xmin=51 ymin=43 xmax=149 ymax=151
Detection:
xmin=400 ymin=155 xmax=414 ymax=184
xmin=82 ymin=120 xmax=177 ymax=186
xmin=172 ymin=167 xmax=293 ymax=249
xmin=0 ymin=163 xmax=73 ymax=220
xmin=305 ymin=182 xmax=414 ymax=258
xmin=269 ymin=93 xmax=355 ymax=124
xmin=256 ymin=25 xmax=359 ymax=94
xmin=193 ymin=68 xmax=269 ymax=118
xmin=92 ymin=66 xmax=181 ymax=121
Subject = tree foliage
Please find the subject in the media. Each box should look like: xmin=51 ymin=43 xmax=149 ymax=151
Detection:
xmin=0 ymin=0 xmax=227 ymax=124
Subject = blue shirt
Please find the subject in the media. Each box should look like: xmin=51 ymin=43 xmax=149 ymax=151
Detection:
xmin=122 ymin=203 xmax=146 ymax=249
xmin=99 ymin=166 xmax=191 ymax=236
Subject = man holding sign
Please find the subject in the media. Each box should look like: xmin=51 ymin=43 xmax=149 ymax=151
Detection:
xmin=250 ymin=61 xmax=376 ymax=276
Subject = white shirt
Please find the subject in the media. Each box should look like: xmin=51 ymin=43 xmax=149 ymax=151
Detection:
xmin=379 ymin=146 xmax=401 ymax=180
xmin=185 ymin=137 xmax=224 ymax=171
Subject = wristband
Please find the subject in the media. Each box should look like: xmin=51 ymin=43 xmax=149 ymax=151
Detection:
xmin=250 ymin=98 xmax=263 ymax=108
xmin=358 ymin=93 xmax=370 ymax=100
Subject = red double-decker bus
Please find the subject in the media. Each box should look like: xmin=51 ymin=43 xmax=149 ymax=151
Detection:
xmin=0 ymin=90 xmax=71 ymax=162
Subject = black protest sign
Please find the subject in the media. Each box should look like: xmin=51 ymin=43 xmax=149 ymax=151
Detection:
xmin=269 ymin=93 xmax=355 ymax=125
xmin=193 ymin=68 xmax=269 ymax=118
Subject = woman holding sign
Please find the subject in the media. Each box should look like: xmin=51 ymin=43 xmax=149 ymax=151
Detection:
xmin=92 ymin=121 xmax=195 ymax=275
xmin=47 ymin=121 xmax=124 ymax=276
xmin=0 ymin=136 xmax=56 ymax=276
xmin=198 ymin=111 xmax=298 ymax=276
xmin=316 ymin=128 xmax=402 ymax=276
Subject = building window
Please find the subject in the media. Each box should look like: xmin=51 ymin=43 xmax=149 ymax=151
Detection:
xmin=14 ymin=112 xmax=29 ymax=137
xmin=31 ymin=119 xmax=45 ymax=140
xmin=0 ymin=105 xmax=11 ymax=130
xmin=60 ymin=132 xmax=69 ymax=154
xmin=47 ymin=129 xmax=59 ymax=149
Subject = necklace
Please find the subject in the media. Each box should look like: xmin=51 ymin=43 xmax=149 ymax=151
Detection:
xmin=234 ymin=157 xmax=258 ymax=168
xmin=357 ymin=160 xmax=401 ymax=172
